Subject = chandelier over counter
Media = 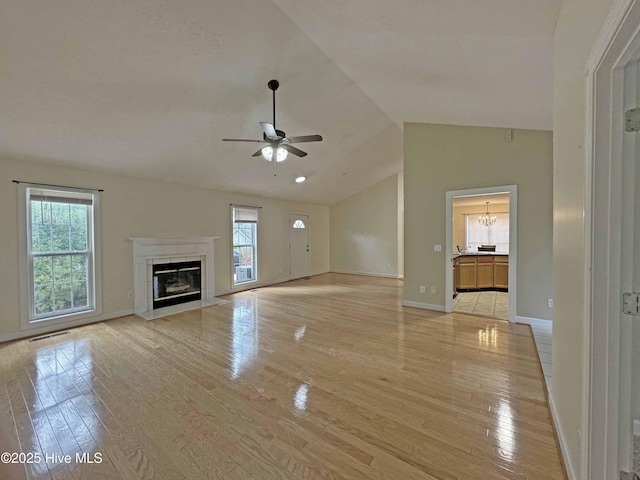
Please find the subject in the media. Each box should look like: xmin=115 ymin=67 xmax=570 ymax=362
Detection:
xmin=479 ymin=201 xmax=496 ymax=227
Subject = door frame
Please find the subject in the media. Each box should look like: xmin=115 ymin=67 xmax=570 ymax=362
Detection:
xmin=586 ymin=0 xmax=640 ymax=477
xmin=445 ymin=184 xmax=518 ymax=322
xmin=288 ymin=212 xmax=311 ymax=280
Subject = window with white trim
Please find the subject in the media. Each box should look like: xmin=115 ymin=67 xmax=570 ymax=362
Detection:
xmin=465 ymin=213 xmax=509 ymax=253
xmin=26 ymin=187 xmax=98 ymax=322
xmin=232 ymin=206 xmax=258 ymax=285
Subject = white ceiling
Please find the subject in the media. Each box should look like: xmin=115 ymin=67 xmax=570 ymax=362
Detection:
xmin=0 ymin=0 xmax=560 ymax=205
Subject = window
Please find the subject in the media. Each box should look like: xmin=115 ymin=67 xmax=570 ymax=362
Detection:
xmin=25 ymin=187 xmax=99 ymax=322
xmin=292 ymin=219 xmax=306 ymax=229
xmin=232 ymin=206 xmax=258 ymax=285
xmin=465 ymin=212 xmax=509 ymax=253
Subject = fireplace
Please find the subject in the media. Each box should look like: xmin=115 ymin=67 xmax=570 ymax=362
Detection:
xmin=129 ymin=236 xmax=219 ymax=318
xmin=153 ymin=261 xmax=201 ymax=309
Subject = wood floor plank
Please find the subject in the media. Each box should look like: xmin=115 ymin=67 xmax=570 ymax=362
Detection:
xmin=0 ymin=273 xmax=566 ymax=479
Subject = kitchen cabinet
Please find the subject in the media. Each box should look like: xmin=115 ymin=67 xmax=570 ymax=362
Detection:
xmin=494 ymin=256 xmax=509 ymax=289
xmin=458 ymin=256 xmax=477 ymax=289
xmin=453 ymin=255 xmax=508 ymax=292
xmin=476 ymin=256 xmax=494 ymax=288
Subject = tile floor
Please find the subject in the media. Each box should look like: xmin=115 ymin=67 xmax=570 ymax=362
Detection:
xmin=452 ymin=291 xmax=509 ymax=320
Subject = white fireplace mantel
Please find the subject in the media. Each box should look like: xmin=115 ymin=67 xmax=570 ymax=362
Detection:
xmin=129 ymin=236 xmax=220 ymax=316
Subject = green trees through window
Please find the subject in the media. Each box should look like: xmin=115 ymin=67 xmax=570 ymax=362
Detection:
xmin=28 ymin=189 xmax=94 ymax=319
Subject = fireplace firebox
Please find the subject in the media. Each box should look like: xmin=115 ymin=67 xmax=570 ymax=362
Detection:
xmin=152 ymin=261 xmax=201 ymax=309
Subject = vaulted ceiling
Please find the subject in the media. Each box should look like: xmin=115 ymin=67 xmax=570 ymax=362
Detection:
xmin=0 ymin=0 xmax=561 ymax=205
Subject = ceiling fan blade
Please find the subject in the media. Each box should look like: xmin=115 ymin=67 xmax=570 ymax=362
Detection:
xmin=260 ymin=122 xmax=278 ymax=139
xmin=282 ymin=144 xmax=307 ymax=157
xmin=222 ymin=138 xmax=265 ymax=143
xmin=286 ymin=134 xmax=323 ymax=144
xmin=251 ymin=148 xmax=263 ymax=157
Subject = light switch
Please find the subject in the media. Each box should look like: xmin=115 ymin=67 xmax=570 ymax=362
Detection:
xmin=434 ymin=244 xmax=442 ymax=252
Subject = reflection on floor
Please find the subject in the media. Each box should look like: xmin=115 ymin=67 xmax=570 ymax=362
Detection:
xmin=453 ymin=291 xmax=509 ymax=320
xmin=0 ymin=274 xmax=564 ymax=480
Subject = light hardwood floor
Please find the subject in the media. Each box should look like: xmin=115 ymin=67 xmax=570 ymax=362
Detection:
xmin=0 ymin=273 xmax=565 ymax=480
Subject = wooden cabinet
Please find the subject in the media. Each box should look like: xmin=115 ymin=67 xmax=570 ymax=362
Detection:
xmin=453 ymin=255 xmax=508 ymax=292
xmin=458 ymin=256 xmax=477 ymax=289
xmin=476 ymin=256 xmax=494 ymax=288
xmin=494 ymin=256 xmax=509 ymax=288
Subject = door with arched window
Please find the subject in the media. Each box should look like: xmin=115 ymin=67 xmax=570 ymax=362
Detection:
xmin=289 ymin=214 xmax=310 ymax=279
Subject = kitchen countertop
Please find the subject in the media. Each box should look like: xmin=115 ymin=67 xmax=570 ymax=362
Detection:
xmin=452 ymin=252 xmax=509 ymax=260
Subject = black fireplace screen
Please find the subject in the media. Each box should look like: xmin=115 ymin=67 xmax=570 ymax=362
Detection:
xmin=152 ymin=261 xmax=201 ymax=309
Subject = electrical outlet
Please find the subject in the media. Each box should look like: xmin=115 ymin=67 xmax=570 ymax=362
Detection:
xmin=430 ymin=287 xmax=437 ymax=295
xmin=420 ymin=286 xmax=426 ymax=294
xmin=547 ymin=298 xmax=554 ymax=308
xmin=128 ymin=291 xmax=133 ymax=298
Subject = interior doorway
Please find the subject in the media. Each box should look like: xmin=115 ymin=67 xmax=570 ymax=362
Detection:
xmin=445 ymin=185 xmax=517 ymax=322
xmin=451 ymin=192 xmax=510 ymax=320
xmin=289 ymin=213 xmax=310 ymax=279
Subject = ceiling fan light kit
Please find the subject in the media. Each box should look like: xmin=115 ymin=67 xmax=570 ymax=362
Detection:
xmin=222 ymin=80 xmax=323 ymax=175
xmin=261 ymin=145 xmax=288 ymax=162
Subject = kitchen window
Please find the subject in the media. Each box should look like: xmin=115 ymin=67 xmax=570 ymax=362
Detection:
xmin=465 ymin=213 xmax=509 ymax=253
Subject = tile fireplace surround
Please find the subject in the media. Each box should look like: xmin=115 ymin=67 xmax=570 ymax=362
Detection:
xmin=129 ymin=236 xmax=221 ymax=319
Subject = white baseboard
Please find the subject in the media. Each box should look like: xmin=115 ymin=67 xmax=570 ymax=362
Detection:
xmin=548 ymin=392 xmax=577 ymax=480
xmin=215 ymin=270 xmax=330 ymax=296
xmin=216 ymin=276 xmax=291 ymax=296
xmin=330 ymin=269 xmax=402 ymax=279
xmin=402 ymin=300 xmax=446 ymax=312
xmin=0 ymin=308 xmax=134 ymax=344
xmin=516 ymin=316 xmax=553 ymax=330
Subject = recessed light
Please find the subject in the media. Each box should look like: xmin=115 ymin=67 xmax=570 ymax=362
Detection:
xmin=295 ymin=176 xmax=307 ymax=183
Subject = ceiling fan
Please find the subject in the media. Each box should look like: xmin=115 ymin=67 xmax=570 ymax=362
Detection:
xmin=222 ymin=80 xmax=323 ymax=165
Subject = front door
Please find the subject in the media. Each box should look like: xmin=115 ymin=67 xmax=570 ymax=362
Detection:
xmin=289 ymin=214 xmax=310 ymax=279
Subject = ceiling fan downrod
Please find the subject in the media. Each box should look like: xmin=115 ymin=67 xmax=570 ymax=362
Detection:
xmin=268 ymin=79 xmax=279 ymax=129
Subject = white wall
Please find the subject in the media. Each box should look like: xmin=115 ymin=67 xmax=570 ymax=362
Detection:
xmin=404 ymin=123 xmax=553 ymax=320
xmin=552 ymin=0 xmax=615 ymax=476
xmin=0 ymin=157 xmax=329 ymax=338
xmin=330 ymin=174 xmax=402 ymax=277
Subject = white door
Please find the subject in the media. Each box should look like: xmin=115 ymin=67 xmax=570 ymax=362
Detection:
xmin=289 ymin=214 xmax=310 ymax=279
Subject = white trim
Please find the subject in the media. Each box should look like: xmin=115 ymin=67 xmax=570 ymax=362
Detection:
xmin=549 ymin=392 xmax=578 ymax=480
xmin=289 ymin=212 xmax=311 ymax=280
xmin=445 ymin=185 xmax=518 ymax=322
xmin=402 ymin=300 xmax=446 ymax=312
xmin=231 ymin=205 xmax=259 ymax=287
xmin=515 ymin=316 xmax=553 ymax=330
xmin=585 ymin=1 xmax=640 ymax=478
xmin=17 ymin=184 xmax=103 ymax=331
xmin=216 ymin=275 xmax=294 ymax=296
xmin=0 ymin=308 xmax=133 ymax=344
xmin=215 ymin=270 xmax=331 ymax=296
xmin=137 ymin=297 xmax=227 ymax=321
xmin=330 ymin=269 xmax=403 ymax=279
xmin=129 ymin=236 xmax=219 ymax=315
